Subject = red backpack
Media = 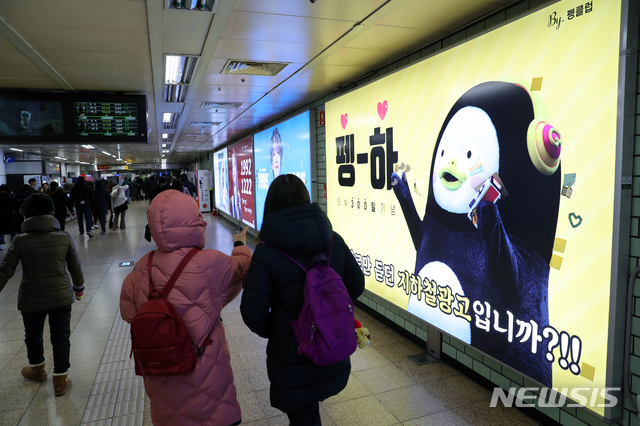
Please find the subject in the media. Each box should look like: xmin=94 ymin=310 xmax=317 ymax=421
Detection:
xmin=130 ymin=248 xmax=211 ymax=377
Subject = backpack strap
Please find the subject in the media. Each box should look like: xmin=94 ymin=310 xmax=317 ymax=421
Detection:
xmin=147 ymin=248 xmax=200 ymax=299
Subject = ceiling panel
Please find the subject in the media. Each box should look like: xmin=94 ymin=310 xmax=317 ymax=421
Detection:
xmin=222 ymin=11 xmax=354 ymax=46
xmin=377 ymin=0 xmax=504 ymax=32
xmin=233 ymin=0 xmax=387 ymax=21
xmin=0 ymin=79 xmax=59 ymax=89
xmin=321 ymin=46 xmax=405 ymax=68
xmin=164 ymin=11 xmax=214 ymax=55
xmin=211 ymin=39 xmax=324 ymax=64
xmin=9 ymin=24 xmax=150 ymax=55
xmin=344 ymin=24 xmax=442 ymax=52
xmin=0 ymin=0 xmax=148 ymax=33
xmin=40 ymin=50 xmax=151 ymax=71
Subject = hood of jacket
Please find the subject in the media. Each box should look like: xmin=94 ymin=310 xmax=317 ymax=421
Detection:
xmin=21 ymin=215 xmax=60 ymax=233
xmin=148 ymin=189 xmax=206 ymax=252
xmin=261 ymin=203 xmax=333 ymax=257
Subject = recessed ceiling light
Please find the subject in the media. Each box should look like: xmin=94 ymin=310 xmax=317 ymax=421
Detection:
xmin=10 ymin=148 xmax=23 ymax=152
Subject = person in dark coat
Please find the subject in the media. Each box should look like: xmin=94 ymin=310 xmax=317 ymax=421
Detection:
xmin=12 ymin=185 xmax=34 ymax=236
xmin=0 ymin=184 xmax=18 ymax=248
xmin=93 ymin=180 xmax=111 ymax=234
xmin=68 ymin=177 xmax=96 ymax=237
xmin=240 ymin=174 xmax=364 ymax=426
xmin=46 ymin=182 xmax=71 ymax=231
xmin=0 ymin=193 xmax=85 ymax=397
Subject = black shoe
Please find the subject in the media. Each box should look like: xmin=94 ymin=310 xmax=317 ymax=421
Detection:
xmin=87 ymin=231 xmax=93 ymax=238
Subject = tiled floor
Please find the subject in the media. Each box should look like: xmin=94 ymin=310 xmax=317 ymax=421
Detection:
xmin=0 ymin=201 xmax=543 ymax=425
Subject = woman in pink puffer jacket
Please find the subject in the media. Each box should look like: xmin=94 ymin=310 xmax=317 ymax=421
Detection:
xmin=120 ymin=189 xmax=251 ymax=426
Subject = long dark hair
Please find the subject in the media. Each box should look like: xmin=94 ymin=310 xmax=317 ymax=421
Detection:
xmin=260 ymin=174 xmax=310 ymax=235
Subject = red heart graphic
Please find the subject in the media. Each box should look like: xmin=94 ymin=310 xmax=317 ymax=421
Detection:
xmin=340 ymin=113 xmax=348 ymax=130
xmin=377 ymin=101 xmax=388 ymax=120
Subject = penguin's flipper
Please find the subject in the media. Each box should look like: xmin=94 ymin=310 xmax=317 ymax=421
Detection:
xmin=392 ymin=171 xmax=423 ymax=251
xmin=476 ymin=201 xmax=519 ymax=284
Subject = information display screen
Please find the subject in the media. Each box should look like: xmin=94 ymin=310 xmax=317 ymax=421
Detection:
xmin=254 ymin=111 xmax=311 ymax=231
xmin=75 ymin=102 xmax=139 ymax=137
xmin=0 ymin=92 xmax=148 ymax=143
xmin=326 ymin=0 xmax=623 ymax=418
xmin=226 ymin=137 xmax=255 ymax=228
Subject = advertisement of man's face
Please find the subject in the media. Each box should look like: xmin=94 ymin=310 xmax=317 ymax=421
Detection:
xmin=270 ymin=128 xmax=283 ymax=179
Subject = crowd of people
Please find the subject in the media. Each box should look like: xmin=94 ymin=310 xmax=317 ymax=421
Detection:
xmin=0 ymin=172 xmax=363 ymax=426
xmin=0 ymin=174 xmax=197 ymax=246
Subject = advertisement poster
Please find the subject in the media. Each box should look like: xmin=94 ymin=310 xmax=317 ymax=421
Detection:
xmin=197 ymin=170 xmax=212 ymax=213
xmin=213 ymin=148 xmax=230 ymax=215
xmin=326 ymin=0 xmax=622 ymax=416
xmin=227 ymin=137 xmax=256 ymax=227
xmin=254 ymin=111 xmax=312 ymax=230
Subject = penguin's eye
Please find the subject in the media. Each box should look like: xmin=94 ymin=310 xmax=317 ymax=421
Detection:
xmin=461 ymin=143 xmax=480 ymax=168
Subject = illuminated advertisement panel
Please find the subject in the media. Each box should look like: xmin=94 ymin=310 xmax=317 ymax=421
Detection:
xmin=213 ymin=147 xmax=230 ymax=215
xmin=254 ymin=111 xmax=311 ymax=231
xmin=227 ymin=137 xmax=256 ymax=227
xmin=326 ymin=0 xmax=622 ymax=417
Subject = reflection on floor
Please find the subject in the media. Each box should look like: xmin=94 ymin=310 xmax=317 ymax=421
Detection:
xmin=0 ymin=201 xmax=542 ymax=425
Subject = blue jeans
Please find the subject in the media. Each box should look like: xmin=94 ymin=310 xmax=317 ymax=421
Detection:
xmin=76 ymin=206 xmax=93 ymax=233
xmin=22 ymin=305 xmax=72 ymax=374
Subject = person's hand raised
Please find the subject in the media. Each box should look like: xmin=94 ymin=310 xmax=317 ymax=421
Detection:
xmin=233 ymin=226 xmax=249 ymax=245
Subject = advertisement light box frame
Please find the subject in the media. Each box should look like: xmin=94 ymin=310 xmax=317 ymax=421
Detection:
xmin=324 ymin=0 xmax=636 ymax=422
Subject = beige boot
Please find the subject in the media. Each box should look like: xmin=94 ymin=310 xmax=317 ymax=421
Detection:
xmin=21 ymin=361 xmax=47 ymax=382
xmin=52 ymin=372 xmax=72 ymax=396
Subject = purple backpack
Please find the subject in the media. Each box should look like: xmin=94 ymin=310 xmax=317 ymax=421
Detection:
xmin=262 ymin=235 xmax=357 ymax=366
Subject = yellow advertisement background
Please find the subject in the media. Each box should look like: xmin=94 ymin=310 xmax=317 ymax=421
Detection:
xmin=326 ymin=0 xmax=621 ymax=415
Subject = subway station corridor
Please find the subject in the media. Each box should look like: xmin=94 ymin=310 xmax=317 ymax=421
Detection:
xmin=0 ymin=200 xmax=541 ymax=426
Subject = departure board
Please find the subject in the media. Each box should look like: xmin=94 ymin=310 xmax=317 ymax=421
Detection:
xmin=75 ymin=102 xmax=139 ymax=137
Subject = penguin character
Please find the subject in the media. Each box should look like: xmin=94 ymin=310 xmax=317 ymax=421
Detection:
xmin=391 ymin=81 xmax=561 ymax=386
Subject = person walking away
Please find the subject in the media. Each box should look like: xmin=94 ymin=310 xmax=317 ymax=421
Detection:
xmin=46 ymin=182 xmax=71 ymax=232
xmin=120 ymin=189 xmax=252 ymax=426
xmin=110 ymin=182 xmax=129 ymax=230
xmin=12 ymin=185 xmax=34 ymax=237
xmin=240 ymin=174 xmax=365 ymax=426
xmin=130 ymin=179 xmax=140 ymax=201
xmin=121 ymin=178 xmax=132 ymax=203
xmin=93 ymin=180 xmax=110 ymax=235
xmin=0 ymin=193 xmax=85 ymax=396
xmin=69 ymin=177 xmax=95 ymax=238
xmin=0 ymin=184 xmax=18 ymax=249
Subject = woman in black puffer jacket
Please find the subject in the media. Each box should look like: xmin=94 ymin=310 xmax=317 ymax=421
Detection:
xmin=241 ymin=174 xmax=364 ymax=426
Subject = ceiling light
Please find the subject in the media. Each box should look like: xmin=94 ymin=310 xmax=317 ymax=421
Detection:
xmin=81 ymin=145 xmax=95 ymax=149
xmin=162 ymin=133 xmax=169 ymax=139
xmin=162 ymin=113 xmax=181 ymax=129
xmin=165 ymin=55 xmax=199 ymax=85
xmin=221 ymin=60 xmax=289 ymax=77
xmin=102 ymin=151 xmax=111 ymax=155
xmin=10 ymin=148 xmax=23 ymax=152
xmin=162 ymin=150 xmax=170 ymax=153
xmin=162 ymin=143 xmax=168 ymax=148
xmin=55 ymin=156 xmax=67 ymax=160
